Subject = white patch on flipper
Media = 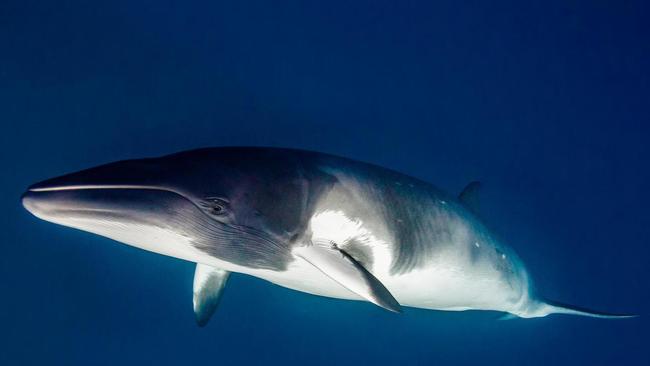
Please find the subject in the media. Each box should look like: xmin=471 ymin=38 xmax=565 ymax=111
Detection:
xmin=309 ymin=210 xmax=392 ymax=274
xmin=193 ymin=264 xmax=229 ymax=325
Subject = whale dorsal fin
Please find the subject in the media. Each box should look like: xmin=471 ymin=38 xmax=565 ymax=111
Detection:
xmin=293 ymin=240 xmax=402 ymax=313
xmin=193 ymin=264 xmax=230 ymax=326
xmin=458 ymin=181 xmax=481 ymax=213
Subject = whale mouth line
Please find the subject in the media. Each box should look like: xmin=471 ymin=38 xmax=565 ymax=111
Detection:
xmin=21 ymin=184 xmax=202 ymax=239
xmin=29 ymin=184 xmax=171 ymax=192
xmin=23 ymin=184 xmax=189 ymax=219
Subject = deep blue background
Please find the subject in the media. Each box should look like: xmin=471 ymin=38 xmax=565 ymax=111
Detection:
xmin=1 ymin=1 xmax=648 ymax=365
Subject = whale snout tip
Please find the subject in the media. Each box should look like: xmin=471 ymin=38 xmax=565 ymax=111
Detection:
xmin=21 ymin=189 xmax=44 ymax=216
xmin=21 ymin=179 xmax=61 ymax=217
xmin=25 ymin=178 xmax=63 ymax=192
xmin=21 ymin=191 xmax=38 ymax=219
xmin=21 ymin=177 xmax=89 ymax=216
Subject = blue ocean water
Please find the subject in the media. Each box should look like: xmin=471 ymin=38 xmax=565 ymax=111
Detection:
xmin=1 ymin=1 xmax=648 ymax=365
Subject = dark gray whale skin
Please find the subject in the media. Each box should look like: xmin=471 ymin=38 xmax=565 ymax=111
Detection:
xmin=25 ymin=147 xmax=470 ymax=271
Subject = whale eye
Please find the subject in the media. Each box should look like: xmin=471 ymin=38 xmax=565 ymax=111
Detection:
xmin=202 ymin=197 xmax=229 ymax=216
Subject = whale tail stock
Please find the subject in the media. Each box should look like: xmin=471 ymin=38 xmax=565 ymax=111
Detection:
xmin=542 ymin=300 xmax=636 ymax=319
xmin=514 ymin=298 xmax=636 ymax=319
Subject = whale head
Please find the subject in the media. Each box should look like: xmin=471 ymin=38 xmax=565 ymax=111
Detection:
xmin=21 ymin=148 xmax=322 ymax=270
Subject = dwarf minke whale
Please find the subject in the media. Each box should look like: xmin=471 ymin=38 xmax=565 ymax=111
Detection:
xmin=21 ymin=147 xmax=632 ymax=325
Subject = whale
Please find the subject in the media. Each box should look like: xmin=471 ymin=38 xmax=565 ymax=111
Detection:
xmin=21 ymin=147 xmax=631 ymax=325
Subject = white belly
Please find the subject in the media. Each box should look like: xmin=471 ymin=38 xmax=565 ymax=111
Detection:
xmin=53 ymin=203 xmax=523 ymax=314
xmin=227 ymin=254 xmax=522 ymax=314
xmin=209 ymin=208 xmax=528 ymax=314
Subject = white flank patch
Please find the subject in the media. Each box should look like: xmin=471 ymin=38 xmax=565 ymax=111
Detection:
xmin=308 ymin=210 xmax=392 ymax=274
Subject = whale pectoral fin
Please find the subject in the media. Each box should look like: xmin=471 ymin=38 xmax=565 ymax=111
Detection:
xmin=293 ymin=241 xmax=402 ymax=313
xmin=193 ymin=263 xmax=230 ymax=327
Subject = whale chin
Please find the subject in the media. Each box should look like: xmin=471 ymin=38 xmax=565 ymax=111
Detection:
xmin=21 ymin=186 xmax=209 ymax=262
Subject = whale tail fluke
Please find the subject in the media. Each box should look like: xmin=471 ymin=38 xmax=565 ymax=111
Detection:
xmin=543 ymin=300 xmax=637 ymax=319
